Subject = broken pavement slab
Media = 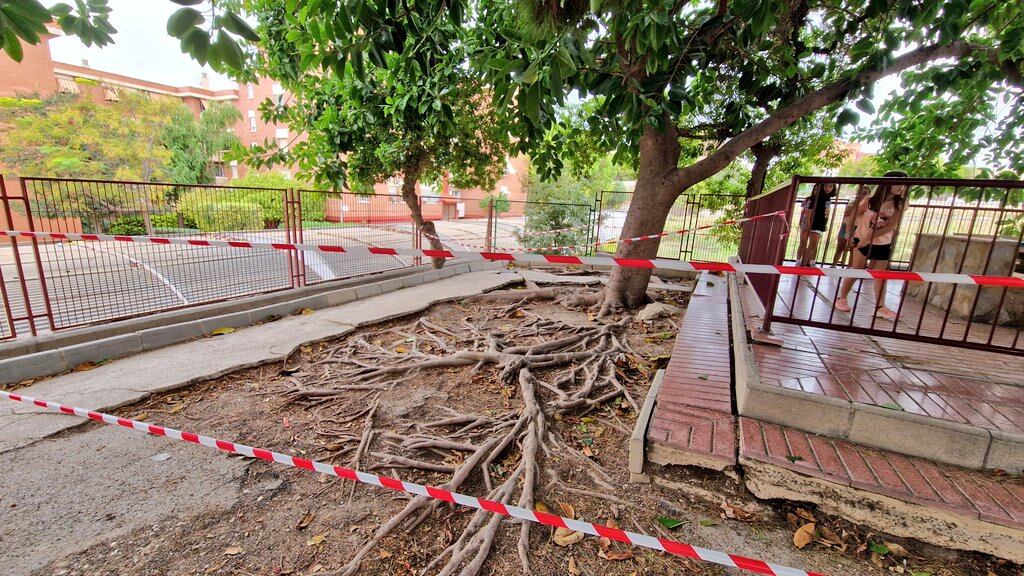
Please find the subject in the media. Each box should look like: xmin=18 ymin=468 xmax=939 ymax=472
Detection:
xmin=0 ymin=269 xmax=520 ymax=454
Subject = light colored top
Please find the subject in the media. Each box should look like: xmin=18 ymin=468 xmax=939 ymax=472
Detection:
xmin=853 ymin=197 xmax=897 ymax=246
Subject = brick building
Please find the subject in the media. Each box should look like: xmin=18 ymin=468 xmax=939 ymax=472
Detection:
xmin=0 ymin=30 xmax=527 ymax=220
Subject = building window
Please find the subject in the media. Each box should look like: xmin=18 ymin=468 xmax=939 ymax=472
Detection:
xmin=246 ymin=84 xmax=254 ymax=99
xmin=56 ymin=76 xmax=80 ymax=94
xmin=387 ymin=178 xmax=403 ymax=203
xmin=247 ymin=110 xmax=257 ymax=132
xmin=103 ymin=86 xmax=119 ymax=101
xmin=421 ymin=183 xmax=439 ymax=203
xmin=449 ymin=187 xmax=461 ymax=198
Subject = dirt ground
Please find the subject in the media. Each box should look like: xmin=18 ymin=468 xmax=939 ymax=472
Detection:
xmin=25 ymin=283 xmax=1023 ymax=576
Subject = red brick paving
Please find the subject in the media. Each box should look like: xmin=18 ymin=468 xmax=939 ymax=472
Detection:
xmin=648 ymin=277 xmax=736 ymax=467
xmin=740 ymin=418 xmax=1024 ymax=530
xmin=741 ymin=280 xmax=1024 ymax=436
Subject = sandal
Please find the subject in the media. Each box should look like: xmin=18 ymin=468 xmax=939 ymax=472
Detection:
xmin=874 ymin=306 xmax=898 ymax=321
xmin=834 ymin=297 xmax=851 ymax=312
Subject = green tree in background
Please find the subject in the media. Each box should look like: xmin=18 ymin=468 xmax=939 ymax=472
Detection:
xmin=237 ymin=0 xmax=513 ymax=269
xmin=0 ymin=91 xmax=180 ymax=180
xmin=162 ymin=101 xmax=241 ymax=186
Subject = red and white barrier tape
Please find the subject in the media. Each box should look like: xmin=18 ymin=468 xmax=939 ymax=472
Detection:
xmin=419 ymin=210 xmax=787 ymax=254
xmin=3 ymin=229 xmax=1021 ymax=288
xmin=0 ymin=390 xmax=823 ymax=576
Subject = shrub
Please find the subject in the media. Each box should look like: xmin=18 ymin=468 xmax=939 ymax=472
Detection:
xmin=106 ymin=215 xmax=146 ymax=235
xmin=151 ymin=212 xmax=198 ymax=230
xmin=192 ymin=201 xmax=263 ymax=232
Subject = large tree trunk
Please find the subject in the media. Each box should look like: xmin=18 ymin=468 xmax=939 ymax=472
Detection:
xmin=746 ymin=141 xmax=780 ymax=199
xmin=400 ymin=161 xmax=446 ymax=269
xmin=601 ymin=125 xmax=687 ymax=314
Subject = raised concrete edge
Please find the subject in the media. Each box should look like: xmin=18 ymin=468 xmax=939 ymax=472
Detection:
xmin=0 ymin=260 xmax=502 ymax=386
xmin=628 ymin=368 xmax=664 ymax=482
xmin=740 ymin=456 xmax=1024 ymax=563
xmin=725 ymin=272 xmax=1019 ymax=471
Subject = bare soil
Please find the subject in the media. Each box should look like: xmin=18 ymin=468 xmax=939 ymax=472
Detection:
xmin=34 ymin=291 xmax=1022 ymax=576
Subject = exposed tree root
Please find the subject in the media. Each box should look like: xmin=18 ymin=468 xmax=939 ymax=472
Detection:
xmin=278 ymin=305 xmax=648 ymax=576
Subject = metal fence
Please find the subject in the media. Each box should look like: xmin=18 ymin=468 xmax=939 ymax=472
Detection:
xmin=597 ymin=190 xmax=746 ymax=261
xmin=492 ymin=200 xmax=594 ymax=253
xmin=755 ymin=175 xmax=1024 ymax=355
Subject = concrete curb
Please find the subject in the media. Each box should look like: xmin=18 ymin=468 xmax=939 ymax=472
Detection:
xmin=0 ymin=261 xmax=502 ymax=386
xmin=727 ymin=274 xmax=1022 ymax=472
xmin=628 ymin=368 xmax=664 ymax=483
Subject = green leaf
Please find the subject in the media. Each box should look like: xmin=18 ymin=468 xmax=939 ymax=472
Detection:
xmin=855 ymin=98 xmax=876 ymax=115
xmin=170 ymin=0 xmax=204 ymax=4
xmin=785 ymin=455 xmax=804 ymax=463
xmin=656 ymin=516 xmax=684 ymax=529
xmin=836 ymin=108 xmax=859 ymax=128
xmin=3 ymin=29 xmax=24 ymax=61
xmin=215 ymin=30 xmax=244 ymax=70
xmin=699 ymin=519 xmax=718 ymax=527
xmin=221 ymin=12 xmax=259 ymax=42
xmin=868 ymin=541 xmax=889 ymax=555
xmin=167 ymin=7 xmax=204 ymax=37
xmin=522 ymin=60 xmax=540 ymax=84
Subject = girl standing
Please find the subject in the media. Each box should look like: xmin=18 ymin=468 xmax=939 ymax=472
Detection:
xmin=834 ymin=171 xmax=909 ymax=320
xmin=831 ymin=184 xmax=873 ymax=265
xmin=795 ymin=181 xmax=838 ymax=267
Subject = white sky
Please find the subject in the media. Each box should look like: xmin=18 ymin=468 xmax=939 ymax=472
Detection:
xmin=48 ymin=0 xmax=236 ymax=90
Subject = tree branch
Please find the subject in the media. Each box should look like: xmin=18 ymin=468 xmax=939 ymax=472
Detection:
xmin=674 ymin=40 xmax=980 ymax=189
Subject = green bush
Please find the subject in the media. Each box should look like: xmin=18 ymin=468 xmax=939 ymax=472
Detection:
xmin=106 ymin=215 xmax=146 ymax=235
xmin=151 ymin=212 xmax=198 ymax=229
xmin=192 ymin=201 xmax=263 ymax=232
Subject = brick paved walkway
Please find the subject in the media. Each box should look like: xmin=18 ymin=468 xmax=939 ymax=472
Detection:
xmin=646 ymin=276 xmax=736 ymax=469
xmin=740 ymin=418 xmax=1024 ymax=531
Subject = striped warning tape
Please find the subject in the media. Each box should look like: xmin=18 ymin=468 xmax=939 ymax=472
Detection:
xmin=0 ymin=389 xmax=824 ymax=576
xmin=2 ymin=229 xmax=1021 ymax=288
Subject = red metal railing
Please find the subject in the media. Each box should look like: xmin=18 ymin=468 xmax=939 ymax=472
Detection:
xmin=757 ymin=175 xmax=1024 ymax=355
xmin=738 ymin=181 xmax=795 ymax=312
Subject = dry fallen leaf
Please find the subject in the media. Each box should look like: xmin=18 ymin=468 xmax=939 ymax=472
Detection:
xmin=884 ymin=541 xmax=909 ymax=557
xmin=209 ymin=327 xmax=235 ymax=336
xmin=74 ymin=362 xmax=98 ymax=372
xmin=223 ymin=546 xmax=244 ymax=556
xmin=299 ymin=307 xmax=314 ymax=316
xmin=567 ymin=556 xmax=581 ymax=576
xmin=598 ymin=537 xmax=611 ymax=551
xmin=166 ymin=402 xmax=187 ymax=414
xmin=795 ymin=508 xmax=816 ymax=522
xmin=599 ymin=549 xmax=635 ymax=561
xmin=379 ymin=550 xmax=393 ymax=559
xmin=793 ymin=523 xmax=816 ymax=549
xmin=605 ymin=518 xmax=619 ymax=529
xmin=306 ymin=533 xmax=327 ymax=547
xmin=582 ymin=446 xmax=594 ymax=457
xmin=553 ymin=527 xmax=585 ymax=547
xmin=720 ymin=501 xmax=758 ymax=522
xmin=296 ymin=510 xmax=314 ymax=530
xmin=394 ymin=345 xmax=409 ymax=353
xmin=557 ymin=502 xmax=576 ymax=520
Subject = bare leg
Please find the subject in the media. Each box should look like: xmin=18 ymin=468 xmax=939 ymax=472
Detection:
xmin=832 ymin=238 xmax=847 ymax=265
xmin=870 ymin=258 xmax=891 ymax=311
xmin=838 ymin=248 xmax=868 ymax=301
xmin=804 ymin=232 xmax=822 ymax=266
xmin=796 ymin=227 xmax=810 ymax=265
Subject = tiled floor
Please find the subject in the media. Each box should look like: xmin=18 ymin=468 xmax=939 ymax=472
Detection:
xmin=740 ymin=418 xmax=1024 ymax=530
xmin=772 ymin=274 xmax=1024 ymax=352
xmin=744 ymin=281 xmax=1024 ymax=435
xmin=647 ymin=278 xmax=736 ymax=467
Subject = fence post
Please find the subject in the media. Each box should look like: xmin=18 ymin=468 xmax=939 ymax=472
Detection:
xmin=485 ymin=197 xmax=494 ymax=251
xmin=16 ymin=178 xmax=55 ymax=333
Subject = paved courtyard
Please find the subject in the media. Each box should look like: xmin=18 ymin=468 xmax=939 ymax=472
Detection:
xmin=0 ymin=218 xmax=526 ymax=336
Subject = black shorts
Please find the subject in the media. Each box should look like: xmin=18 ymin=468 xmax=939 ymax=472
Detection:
xmin=857 ymin=242 xmax=892 ymax=261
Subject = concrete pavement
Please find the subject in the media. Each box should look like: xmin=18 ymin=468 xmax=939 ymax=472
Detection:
xmin=0 ymin=268 xmax=520 ymax=454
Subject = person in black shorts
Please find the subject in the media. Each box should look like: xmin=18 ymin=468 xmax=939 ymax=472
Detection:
xmin=796 ymin=182 xmax=838 ymax=267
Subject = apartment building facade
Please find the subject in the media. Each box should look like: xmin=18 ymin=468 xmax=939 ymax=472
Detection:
xmin=0 ymin=31 xmax=527 ymax=221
